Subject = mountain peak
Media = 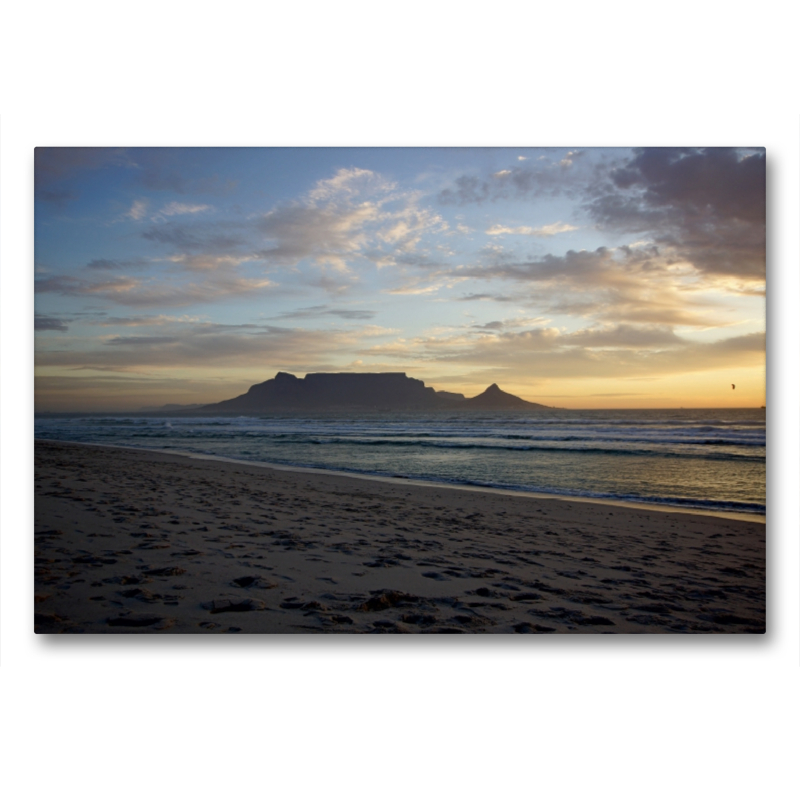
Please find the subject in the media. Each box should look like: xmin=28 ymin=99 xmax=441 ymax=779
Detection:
xmin=463 ymin=382 xmax=548 ymax=410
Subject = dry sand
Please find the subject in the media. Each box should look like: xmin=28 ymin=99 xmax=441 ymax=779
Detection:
xmin=34 ymin=440 xmax=766 ymax=634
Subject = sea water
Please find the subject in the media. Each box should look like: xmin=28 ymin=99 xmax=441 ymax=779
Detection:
xmin=34 ymin=408 xmax=766 ymax=516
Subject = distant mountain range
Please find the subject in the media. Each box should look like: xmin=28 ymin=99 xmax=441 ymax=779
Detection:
xmin=187 ymin=372 xmax=551 ymax=413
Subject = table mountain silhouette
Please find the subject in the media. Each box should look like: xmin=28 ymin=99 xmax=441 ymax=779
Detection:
xmin=200 ymin=372 xmax=550 ymax=413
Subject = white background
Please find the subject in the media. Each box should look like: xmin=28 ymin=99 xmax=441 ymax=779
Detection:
xmin=1 ymin=3 xmax=798 ymax=799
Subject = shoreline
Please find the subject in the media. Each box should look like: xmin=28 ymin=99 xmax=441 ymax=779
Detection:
xmin=34 ymin=438 xmax=764 ymax=524
xmin=34 ymin=440 xmax=766 ymax=634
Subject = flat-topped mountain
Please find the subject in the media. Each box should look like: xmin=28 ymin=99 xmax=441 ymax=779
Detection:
xmin=200 ymin=372 xmax=550 ymax=413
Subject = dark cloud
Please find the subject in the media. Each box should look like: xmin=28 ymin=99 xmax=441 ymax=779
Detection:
xmin=36 ymin=189 xmax=79 ymax=208
xmin=35 ymin=148 xmax=132 ymax=205
xmin=388 ymin=252 xmax=446 ymax=269
xmin=587 ymin=147 xmax=765 ymax=280
xmin=609 ymin=147 xmax=764 ymax=222
xmin=456 ymin=293 xmax=517 ymax=302
xmin=134 ymin=149 xmax=239 ymax=196
xmin=34 ymin=314 xmax=69 ymax=332
xmin=35 ymin=148 xmax=130 ymax=187
xmin=471 ymin=321 xmax=505 ymax=331
xmin=105 ymin=336 xmax=181 ymax=347
xmin=142 ymin=221 xmax=249 ymax=253
xmin=439 ymin=175 xmax=492 ymax=205
xmin=437 ymin=147 xmax=765 ymax=284
xmin=437 ymin=151 xmax=590 ymax=205
xmin=274 ymin=305 xmax=375 ymax=321
xmin=86 ymin=258 xmax=149 ymax=270
xmin=34 ymin=272 xmax=273 ymax=308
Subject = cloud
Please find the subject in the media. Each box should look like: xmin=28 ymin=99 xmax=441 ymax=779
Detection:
xmin=34 ymin=314 xmax=69 ymax=332
xmin=105 ymin=336 xmax=181 ymax=347
xmin=455 ymin=292 xmax=516 ymax=302
xmin=437 ymin=152 xmax=590 ymax=205
xmin=384 ymin=274 xmax=467 ymax=296
xmin=35 ymin=320 xmax=395 ymax=372
xmin=471 ymin=321 xmax=505 ymax=331
xmin=137 ymin=202 xmax=215 ymax=224
xmin=459 ymin=245 xmax=750 ymax=327
xmin=125 ymin=200 xmax=148 ymax=220
xmin=91 ymin=314 xmax=204 ymax=327
xmin=307 ymin=167 xmax=394 ymax=204
xmin=486 ymin=221 xmax=578 ymax=236
xmin=377 ymin=206 xmax=448 ymax=253
xmin=120 ymin=166 xmax=451 ymax=292
xmin=166 ymin=253 xmax=256 ymax=272
xmin=256 ymin=204 xmax=381 ymax=271
xmin=158 ymin=202 xmax=213 ymax=217
xmin=141 ymin=220 xmax=249 ymax=253
xmin=359 ymin=323 xmax=764 ymax=383
xmin=86 ymin=258 xmax=149 ymax=271
xmin=272 ymin=305 xmax=376 ymax=321
xmin=133 ymin=149 xmax=238 ymax=196
xmin=437 ymin=147 xmax=765 ymax=285
xmin=253 ymin=169 xmax=447 ymax=274
xmin=35 ymin=272 xmax=274 ymax=308
xmin=586 ymin=147 xmax=765 ymax=281
xmin=563 ymin=323 xmax=685 ymax=348
xmin=36 ymin=189 xmax=79 ymax=208
xmin=468 ymin=316 xmax=549 ymax=332
xmin=559 ymin=151 xmax=581 ymax=167
xmin=35 ymin=147 xmax=134 ymax=205
xmin=134 ymin=165 xmax=432 ymax=280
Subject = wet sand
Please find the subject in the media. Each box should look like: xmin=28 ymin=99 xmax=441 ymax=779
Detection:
xmin=34 ymin=440 xmax=766 ymax=634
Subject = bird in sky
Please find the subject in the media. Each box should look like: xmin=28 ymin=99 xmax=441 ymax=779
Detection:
xmin=732 ymin=384 xmax=736 ymax=390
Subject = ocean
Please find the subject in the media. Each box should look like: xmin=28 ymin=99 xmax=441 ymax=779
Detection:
xmin=34 ymin=408 xmax=766 ymax=517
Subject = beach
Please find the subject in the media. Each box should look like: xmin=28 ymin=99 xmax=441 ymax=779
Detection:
xmin=34 ymin=440 xmax=766 ymax=634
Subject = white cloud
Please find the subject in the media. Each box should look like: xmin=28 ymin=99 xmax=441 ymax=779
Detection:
xmin=259 ymin=204 xmax=381 ymax=272
xmin=307 ymin=167 xmax=394 ymax=205
xmin=377 ymin=206 xmax=448 ymax=253
xmin=158 ymin=202 xmax=212 ymax=217
xmin=255 ymin=168 xmax=449 ymax=274
xmin=486 ymin=221 xmax=578 ymax=236
xmin=125 ymin=200 xmax=148 ymax=220
xmin=385 ymin=275 xmax=468 ymax=296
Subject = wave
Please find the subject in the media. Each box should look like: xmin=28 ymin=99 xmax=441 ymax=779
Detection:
xmin=176 ymin=451 xmax=766 ymax=516
xmin=289 ymin=437 xmax=764 ymax=461
xmin=59 ymin=425 xmax=763 ymax=447
xmin=38 ymin=430 xmax=762 ymax=462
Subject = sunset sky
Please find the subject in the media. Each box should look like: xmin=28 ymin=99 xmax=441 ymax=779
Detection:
xmin=34 ymin=147 xmax=766 ymax=411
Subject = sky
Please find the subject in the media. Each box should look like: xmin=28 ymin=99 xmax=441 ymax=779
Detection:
xmin=34 ymin=146 xmax=766 ymax=411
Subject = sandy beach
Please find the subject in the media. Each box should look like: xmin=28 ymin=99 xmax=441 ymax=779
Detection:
xmin=34 ymin=440 xmax=766 ymax=634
